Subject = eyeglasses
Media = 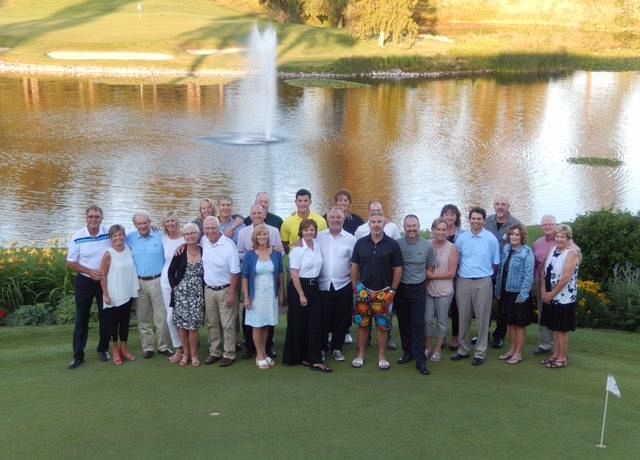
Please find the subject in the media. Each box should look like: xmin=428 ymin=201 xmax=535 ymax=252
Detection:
xmin=183 ymin=231 xmax=199 ymax=236
xmin=87 ymin=215 xmax=102 ymax=219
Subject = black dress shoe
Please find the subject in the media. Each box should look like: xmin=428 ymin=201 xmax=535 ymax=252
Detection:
xmin=219 ymin=357 xmax=235 ymax=367
xmin=450 ymin=353 xmax=469 ymax=361
xmin=267 ymin=348 xmax=277 ymax=358
xmin=416 ymin=363 xmax=431 ymax=375
xmin=98 ymin=351 xmax=110 ymax=362
xmin=204 ymin=355 xmax=221 ymax=365
xmin=158 ymin=349 xmax=174 ymax=357
xmin=143 ymin=351 xmax=154 ymax=359
xmin=242 ymin=350 xmax=255 ymax=360
xmin=68 ymin=358 xmax=84 ymax=369
xmin=472 ymin=357 xmax=485 ymax=366
xmin=397 ymin=353 xmax=413 ymax=364
xmin=491 ymin=338 xmax=504 ymax=349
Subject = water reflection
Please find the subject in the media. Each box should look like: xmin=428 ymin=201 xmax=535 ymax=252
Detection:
xmin=0 ymin=72 xmax=638 ymax=244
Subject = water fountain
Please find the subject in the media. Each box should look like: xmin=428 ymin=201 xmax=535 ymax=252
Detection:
xmin=208 ymin=23 xmax=280 ymax=145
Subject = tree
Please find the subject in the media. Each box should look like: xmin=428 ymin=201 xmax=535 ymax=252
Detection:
xmin=259 ymin=0 xmax=303 ymax=22
xmin=346 ymin=0 xmax=418 ymax=46
xmin=303 ymin=0 xmax=347 ymax=27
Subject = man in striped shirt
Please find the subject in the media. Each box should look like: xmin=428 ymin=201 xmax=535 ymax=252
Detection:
xmin=66 ymin=205 xmax=112 ymax=369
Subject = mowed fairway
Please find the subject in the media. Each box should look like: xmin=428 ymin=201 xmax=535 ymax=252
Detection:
xmin=2 ymin=322 xmax=638 ymax=459
xmin=0 ymin=0 xmax=432 ymax=72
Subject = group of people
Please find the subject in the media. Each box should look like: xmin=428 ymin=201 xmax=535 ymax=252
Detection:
xmin=66 ymin=189 xmax=580 ymax=374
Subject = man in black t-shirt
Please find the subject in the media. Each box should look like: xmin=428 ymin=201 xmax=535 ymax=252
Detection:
xmin=350 ymin=211 xmax=403 ymax=370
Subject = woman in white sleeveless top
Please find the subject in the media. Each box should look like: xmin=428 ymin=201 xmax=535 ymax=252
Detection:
xmin=539 ymin=224 xmax=580 ymax=369
xmin=161 ymin=211 xmax=185 ymax=363
xmin=100 ymin=225 xmax=140 ymax=366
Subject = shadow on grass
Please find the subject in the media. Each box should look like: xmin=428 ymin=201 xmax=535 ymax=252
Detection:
xmin=0 ymin=0 xmax=136 ymax=47
xmin=176 ymin=17 xmax=357 ymax=75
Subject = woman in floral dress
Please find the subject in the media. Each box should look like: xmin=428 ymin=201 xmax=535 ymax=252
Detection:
xmin=168 ymin=223 xmax=204 ymax=367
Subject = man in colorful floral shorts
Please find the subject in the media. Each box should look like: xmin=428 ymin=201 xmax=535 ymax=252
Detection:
xmin=351 ymin=210 xmax=403 ymax=370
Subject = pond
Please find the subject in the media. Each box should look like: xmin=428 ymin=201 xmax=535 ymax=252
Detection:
xmin=0 ymin=71 xmax=639 ymax=244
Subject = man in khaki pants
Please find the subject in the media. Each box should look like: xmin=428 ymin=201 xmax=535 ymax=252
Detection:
xmin=126 ymin=211 xmax=172 ymax=359
xmin=201 ymin=216 xmax=241 ymax=367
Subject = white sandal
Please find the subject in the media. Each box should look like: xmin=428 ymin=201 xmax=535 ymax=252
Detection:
xmin=378 ymin=359 xmax=391 ymax=370
xmin=351 ymin=357 xmax=364 ymax=368
xmin=256 ymin=359 xmax=270 ymax=369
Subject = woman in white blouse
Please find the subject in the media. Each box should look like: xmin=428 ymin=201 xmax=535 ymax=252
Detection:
xmin=100 ymin=225 xmax=140 ymax=366
xmin=282 ymin=219 xmax=331 ymax=372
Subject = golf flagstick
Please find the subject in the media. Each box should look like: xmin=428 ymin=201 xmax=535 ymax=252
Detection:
xmin=596 ymin=374 xmax=621 ymax=448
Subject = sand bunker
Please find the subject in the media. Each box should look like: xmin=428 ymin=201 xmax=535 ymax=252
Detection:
xmin=184 ymin=47 xmax=246 ymax=56
xmin=47 ymin=51 xmax=174 ymax=61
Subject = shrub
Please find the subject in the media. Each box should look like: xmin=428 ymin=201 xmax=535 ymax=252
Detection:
xmin=10 ymin=303 xmax=53 ymax=326
xmin=54 ymin=295 xmax=77 ymax=325
xmin=572 ymin=209 xmax=640 ymax=281
xmin=0 ymin=242 xmax=73 ymax=313
xmin=604 ymin=263 xmax=640 ymax=331
xmin=576 ymin=280 xmax=610 ymax=328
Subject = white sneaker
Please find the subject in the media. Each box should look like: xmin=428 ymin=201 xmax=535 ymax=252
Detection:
xmin=431 ymin=351 xmax=441 ymax=362
xmin=344 ymin=333 xmax=353 ymax=344
xmin=332 ymin=350 xmax=345 ymax=361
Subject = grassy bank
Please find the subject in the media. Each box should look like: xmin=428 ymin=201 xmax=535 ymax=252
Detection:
xmin=2 ymin=323 xmax=639 ymax=459
xmin=1 ymin=1 xmax=639 ymax=79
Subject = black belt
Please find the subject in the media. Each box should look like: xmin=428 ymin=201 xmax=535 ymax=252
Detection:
xmin=206 ymin=283 xmax=230 ymax=291
xmin=400 ymin=281 xmax=426 ymax=287
xmin=300 ymin=278 xmax=317 ymax=287
xmin=139 ymin=274 xmax=161 ymax=280
xmin=463 ymin=276 xmax=490 ymax=281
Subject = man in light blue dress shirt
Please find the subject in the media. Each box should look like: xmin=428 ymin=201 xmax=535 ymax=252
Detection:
xmin=127 ymin=211 xmax=172 ymax=359
xmin=451 ymin=207 xmax=500 ymax=366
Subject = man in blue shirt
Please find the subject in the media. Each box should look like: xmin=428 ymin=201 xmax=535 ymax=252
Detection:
xmin=451 ymin=207 xmax=500 ymax=366
xmin=127 ymin=211 xmax=172 ymax=359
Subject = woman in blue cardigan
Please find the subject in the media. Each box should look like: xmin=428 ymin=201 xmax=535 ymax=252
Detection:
xmin=495 ymin=223 xmax=535 ymax=365
xmin=242 ymin=224 xmax=285 ymax=369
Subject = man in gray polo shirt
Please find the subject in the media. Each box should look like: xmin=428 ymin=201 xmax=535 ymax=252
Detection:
xmin=395 ymin=214 xmax=432 ymax=375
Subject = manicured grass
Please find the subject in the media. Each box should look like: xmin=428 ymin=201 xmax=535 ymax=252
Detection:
xmin=1 ymin=1 xmax=640 ymax=77
xmin=2 ymin=322 xmax=639 ymax=459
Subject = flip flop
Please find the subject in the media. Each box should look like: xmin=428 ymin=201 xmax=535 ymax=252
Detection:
xmin=351 ymin=357 xmax=364 ymax=368
xmin=378 ymin=359 xmax=391 ymax=371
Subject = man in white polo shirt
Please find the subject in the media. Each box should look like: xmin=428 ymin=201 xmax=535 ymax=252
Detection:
xmin=202 ymin=216 xmax=241 ymax=367
xmin=66 ymin=205 xmax=112 ymax=369
xmin=317 ymin=207 xmax=356 ymax=362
